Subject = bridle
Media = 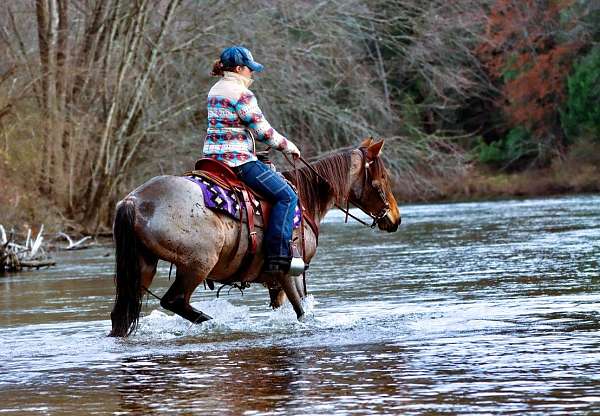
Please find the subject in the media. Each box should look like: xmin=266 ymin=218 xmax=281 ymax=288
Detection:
xmin=285 ymin=148 xmax=392 ymax=296
xmin=290 ymin=148 xmax=391 ymax=229
xmin=345 ymin=147 xmax=391 ymax=228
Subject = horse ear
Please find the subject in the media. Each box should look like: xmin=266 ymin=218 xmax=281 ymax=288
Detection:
xmin=367 ymin=140 xmax=384 ymax=158
xmin=360 ymin=137 xmax=374 ymax=148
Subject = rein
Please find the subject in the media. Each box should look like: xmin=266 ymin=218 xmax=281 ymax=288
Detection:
xmin=287 ymin=152 xmax=389 ymax=229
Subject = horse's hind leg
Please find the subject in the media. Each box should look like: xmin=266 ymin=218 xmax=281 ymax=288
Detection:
xmin=140 ymin=245 xmax=158 ymax=291
xmin=160 ymin=266 xmax=212 ymax=324
xmin=268 ymin=284 xmax=287 ymax=309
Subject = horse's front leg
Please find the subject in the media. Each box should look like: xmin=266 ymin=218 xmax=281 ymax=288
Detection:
xmin=268 ymin=275 xmax=306 ymax=307
xmin=293 ymin=274 xmax=306 ymax=299
xmin=268 ymin=275 xmax=306 ymax=321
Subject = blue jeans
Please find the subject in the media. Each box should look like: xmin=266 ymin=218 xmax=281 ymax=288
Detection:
xmin=234 ymin=161 xmax=298 ymax=259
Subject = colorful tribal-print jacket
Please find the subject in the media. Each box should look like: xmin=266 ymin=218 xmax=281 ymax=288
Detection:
xmin=203 ymin=71 xmax=295 ymax=167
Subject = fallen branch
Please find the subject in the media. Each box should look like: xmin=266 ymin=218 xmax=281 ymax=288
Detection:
xmin=19 ymin=259 xmax=57 ymax=268
xmin=30 ymin=225 xmax=44 ymax=258
xmin=0 ymin=224 xmax=55 ymax=273
xmin=57 ymin=232 xmax=94 ymax=250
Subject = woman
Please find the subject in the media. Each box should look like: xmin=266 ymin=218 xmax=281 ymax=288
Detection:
xmin=203 ymin=45 xmax=301 ymax=275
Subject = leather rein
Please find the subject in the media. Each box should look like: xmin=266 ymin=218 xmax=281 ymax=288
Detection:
xmin=287 ymin=149 xmax=390 ymax=229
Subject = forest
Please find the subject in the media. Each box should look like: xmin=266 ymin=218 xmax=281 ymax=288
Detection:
xmin=0 ymin=0 xmax=598 ymax=233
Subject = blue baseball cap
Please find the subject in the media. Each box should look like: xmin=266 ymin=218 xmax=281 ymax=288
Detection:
xmin=220 ymin=46 xmax=264 ymax=72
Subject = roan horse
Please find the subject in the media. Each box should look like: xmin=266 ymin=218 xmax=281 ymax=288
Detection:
xmin=109 ymin=138 xmax=401 ymax=337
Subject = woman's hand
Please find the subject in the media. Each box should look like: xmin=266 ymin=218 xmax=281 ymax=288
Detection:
xmin=283 ymin=141 xmax=301 ymax=159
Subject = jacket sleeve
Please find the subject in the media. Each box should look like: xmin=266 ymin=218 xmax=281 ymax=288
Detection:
xmin=236 ymin=91 xmax=295 ymax=152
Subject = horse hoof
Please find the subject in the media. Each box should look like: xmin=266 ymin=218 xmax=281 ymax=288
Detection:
xmin=161 ymin=297 xmax=212 ymax=324
xmin=297 ymin=313 xmax=306 ymax=322
xmin=193 ymin=311 xmax=213 ymax=324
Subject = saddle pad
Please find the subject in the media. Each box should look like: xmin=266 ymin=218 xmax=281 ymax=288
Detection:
xmin=185 ymin=175 xmax=301 ymax=228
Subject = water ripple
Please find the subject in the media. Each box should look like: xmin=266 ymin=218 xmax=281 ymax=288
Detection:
xmin=1 ymin=195 xmax=600 ymax=414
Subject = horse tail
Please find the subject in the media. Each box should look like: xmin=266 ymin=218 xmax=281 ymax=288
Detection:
xmin=109 ymin=199 xmax=143 ymax=337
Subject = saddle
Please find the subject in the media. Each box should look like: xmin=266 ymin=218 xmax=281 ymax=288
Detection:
xmin=191 ymin=158 xmax=272 ymax=227
xmin=183 ymin=158 xmax=318 ymax=282
xmin=194 ymin=158 xmax=244 ymax=190
xmin=188 ymin=158 xmax=263 ymax=254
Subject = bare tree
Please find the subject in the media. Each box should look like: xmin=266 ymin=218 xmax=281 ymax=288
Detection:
xmin=1 ymin=0 xmax=501 ymax=228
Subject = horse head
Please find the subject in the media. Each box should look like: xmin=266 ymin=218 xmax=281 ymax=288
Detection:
xmin=349 ymin=138 xmax=401 ymax=232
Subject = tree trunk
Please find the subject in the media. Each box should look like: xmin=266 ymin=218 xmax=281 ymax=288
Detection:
xmin=84 ymin=0 xmax=182 ymax=230
xmin=56 ymin=0 xmax=70 ymax=209
xmin=35 ymin=0 xmax=52 ymax=193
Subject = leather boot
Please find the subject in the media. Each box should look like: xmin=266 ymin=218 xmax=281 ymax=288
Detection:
xmin=263 ymin=256 xmax=292 ymax=276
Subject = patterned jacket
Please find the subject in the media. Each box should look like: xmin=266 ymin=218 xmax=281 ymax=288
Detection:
xmin=203 ymin=71 xmax=296 ymax=167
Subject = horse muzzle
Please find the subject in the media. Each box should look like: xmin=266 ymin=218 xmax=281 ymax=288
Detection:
xmin=377 ymin=213 xmax=400 ymax=232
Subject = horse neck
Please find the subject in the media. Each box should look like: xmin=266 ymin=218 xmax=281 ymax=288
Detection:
xmin=300 ymin=150 xmax=361 ymax=224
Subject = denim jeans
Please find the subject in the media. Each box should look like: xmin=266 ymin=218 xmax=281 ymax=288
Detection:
xmin=234 ymin=161 xmax=298 ymax=259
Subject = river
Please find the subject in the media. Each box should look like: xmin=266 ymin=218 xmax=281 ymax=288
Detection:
xmin=1 ymin=195 xmax=599 ymax=415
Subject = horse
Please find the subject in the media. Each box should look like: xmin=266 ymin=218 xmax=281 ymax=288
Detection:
xmin=109 ymin=138 xmax=401 ymax=337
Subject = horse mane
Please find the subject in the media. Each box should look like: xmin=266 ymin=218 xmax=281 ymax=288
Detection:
xmin=282 ymin=150 xmax=352 ymax=217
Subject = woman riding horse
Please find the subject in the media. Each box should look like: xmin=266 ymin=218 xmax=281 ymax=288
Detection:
xmin=109 ymin=137 xmax=400 ymax=337
xmin=205 ymin=46 xmax=300 ymax=277
xmin=107 ymin=48 xmax=402 ymax=337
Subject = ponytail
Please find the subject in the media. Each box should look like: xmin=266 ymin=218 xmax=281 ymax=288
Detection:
xmin=211 ymin=59 xmax=225 ymax=76
xmin=211 ymin=59 xmax=240 ymax=77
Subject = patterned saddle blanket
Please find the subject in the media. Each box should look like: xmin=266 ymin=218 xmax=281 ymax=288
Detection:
xmin=184 ymin=174 xmax=302 ymax=229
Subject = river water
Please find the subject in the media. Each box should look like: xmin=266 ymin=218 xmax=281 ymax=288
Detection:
xmin=1 ymin=195 xmax=599 ymax=415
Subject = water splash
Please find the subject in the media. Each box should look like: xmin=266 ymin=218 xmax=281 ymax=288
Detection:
xmin=134 ymin=295 xmax=320 ymax=340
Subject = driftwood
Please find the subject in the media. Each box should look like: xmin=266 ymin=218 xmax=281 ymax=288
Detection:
xmin=56 ymin=232 xmax=94 ymax=250
xmin=0 ymin=224 xmax=56 ymax=272
xmin=19 ymin=259 xmax=57 ymax=268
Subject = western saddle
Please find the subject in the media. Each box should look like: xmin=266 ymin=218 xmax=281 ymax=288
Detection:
xmin=185 ymin=157 xmax=318 ymax=284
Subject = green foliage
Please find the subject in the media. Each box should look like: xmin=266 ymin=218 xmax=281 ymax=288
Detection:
xmin=475 ymin=127 xmax=538 ymax=169
xmin=501 ymin=54 xmax=521 ymax=82
xmin=399 ymin=93 xmax=421 ymax=129
xmin=561 ymin=46 xmax=600 ymax=142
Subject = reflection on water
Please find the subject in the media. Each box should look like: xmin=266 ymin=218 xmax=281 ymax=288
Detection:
xmin=111 ymin=345 xmax=406 ymax=415
xmin=1 ymin=195 xmax=599 ymax=414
